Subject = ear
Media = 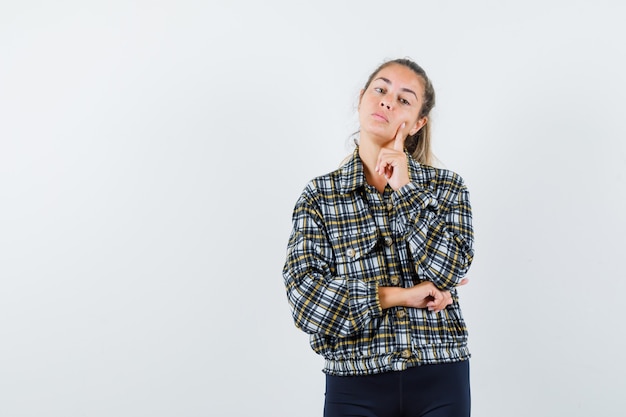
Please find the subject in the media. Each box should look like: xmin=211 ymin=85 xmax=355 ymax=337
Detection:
xmin=358 ymin=89 xmax=365 ymax=109
xmin=409 ymin=117 xmax=427 ymax=136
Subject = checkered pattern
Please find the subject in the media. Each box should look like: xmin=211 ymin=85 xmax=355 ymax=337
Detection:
xmin=283 ymin=148 xmax=474 ymax=376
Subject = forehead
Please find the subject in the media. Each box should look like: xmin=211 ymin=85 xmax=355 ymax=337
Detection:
xmin=373 ymin=64 xmax=425 ymax=92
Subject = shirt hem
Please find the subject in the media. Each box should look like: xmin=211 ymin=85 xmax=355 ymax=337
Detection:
xmin=321 ymin=345 xmax=471 ymax=376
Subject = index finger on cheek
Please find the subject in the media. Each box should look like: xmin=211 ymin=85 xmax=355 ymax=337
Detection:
xmin=393 ymin=122 xmax=406 ymax=151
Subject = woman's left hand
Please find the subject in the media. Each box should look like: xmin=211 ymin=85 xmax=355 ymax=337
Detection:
xmin=375 ymin=122 xmax=411 ymax=190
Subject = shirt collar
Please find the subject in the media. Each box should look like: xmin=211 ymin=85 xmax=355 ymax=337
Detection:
xmin=338 ymin=148 xmax=365 ymax=194
xmin=338 ymin=147 xmax=423 ymax=194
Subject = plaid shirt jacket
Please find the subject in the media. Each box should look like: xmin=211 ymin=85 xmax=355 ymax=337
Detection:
xmin=283 ymin=149 xmax=474 ymax=376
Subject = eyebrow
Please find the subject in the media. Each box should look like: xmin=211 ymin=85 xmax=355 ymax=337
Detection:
xmin=374 ymin=77 xmax=419 ymax=100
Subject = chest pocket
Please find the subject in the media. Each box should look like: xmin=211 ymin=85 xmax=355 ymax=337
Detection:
xmin=330 ymin=227 xmax=380 ymax=280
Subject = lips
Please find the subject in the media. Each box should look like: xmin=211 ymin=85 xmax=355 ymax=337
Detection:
xmin=372 ymin=112 xmax=388 ymax=122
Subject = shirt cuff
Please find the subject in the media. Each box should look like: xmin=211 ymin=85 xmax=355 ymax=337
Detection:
xmin=392 ymin=182 xmax=439 ymax=212
xmin=351 ymin=278 xmax=383 ymax=321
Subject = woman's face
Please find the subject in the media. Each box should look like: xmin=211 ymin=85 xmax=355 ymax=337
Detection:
xmin=358 ymin=63 xmax=427 ymax=144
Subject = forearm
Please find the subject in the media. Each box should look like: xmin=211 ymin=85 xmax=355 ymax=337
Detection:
xmin=409 ymin=216 xmax=473 ymax=289
xmin=285 ymin=269 xmax=382 ymax=337
xmin=284 ymin=229 xmax=382 ymax=337
xmin=378 ymin=281 xmax=454 ymax=312
xmin=393 ymin=182 xmax=474 ymax=290
xmin=378 ymin=286 xmax=406 ymax=309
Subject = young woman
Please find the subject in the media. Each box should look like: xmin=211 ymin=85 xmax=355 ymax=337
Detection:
xmin=283 ymin=58 xmax=474 ymax=417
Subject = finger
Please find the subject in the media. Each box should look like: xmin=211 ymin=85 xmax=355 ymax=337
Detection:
xmin=376 ymin=160 xmax=388 ymax=176
xmin=428 ymin=302 xmax=444 ymax=312
xmin=457 ymin=278 xmax=469 ymax=287
xmin=393 ymin=122 xmax=406 ymax=151
xmin=384 ymin=164 xmax=393 ymax=179
xmin=375 ymin=149 xmax=387 ymax=174
xmin=431 ymin=290 xmax=452 ymax=309
xmin=376 ymin=150 xmax=393 ymax=177
xmin=427 ymin=291 xmax=444 ymax=310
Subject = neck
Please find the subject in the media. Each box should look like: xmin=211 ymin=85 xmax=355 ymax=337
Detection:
xmin=358 ymin=139 xmax=388 ymax=193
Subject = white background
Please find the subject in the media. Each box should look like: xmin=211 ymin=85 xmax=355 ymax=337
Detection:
xmin=1 ymin=1 xmax=625 ymax=416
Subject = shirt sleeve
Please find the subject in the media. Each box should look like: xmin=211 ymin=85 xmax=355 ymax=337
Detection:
xmin=391 ymin=173 xmax=474 ymax=290
xmin=282 ymin=184 xmax=383 ymax=338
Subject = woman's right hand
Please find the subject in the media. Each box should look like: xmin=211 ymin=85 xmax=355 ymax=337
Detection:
xmin=379 ymin=279 xmax=468 ymax=312
xmin=405 ymin=281 xmax=448 ymax=311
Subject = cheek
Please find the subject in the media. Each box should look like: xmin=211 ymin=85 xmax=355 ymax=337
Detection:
xmin=402 ymin=109 xmax=421 ymax=124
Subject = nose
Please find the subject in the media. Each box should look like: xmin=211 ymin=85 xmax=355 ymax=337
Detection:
xmin=380 ymin=102 xmax=391 ymax=110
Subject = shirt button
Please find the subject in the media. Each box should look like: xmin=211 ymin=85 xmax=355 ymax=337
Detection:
xmin=346 ymin=248 xmax=356 ymax=258
xmin=396 ymin=309 xmax=406 ymax=319
xmin=390 ymin=276 xmax=400 ymax=285
xmin=401 ymin=349 xmax=411 ymax=359
xmin=386 ymin=203 xmax=393 ymax=211
xmin=384 ymin=237 xmax=393 ymax=247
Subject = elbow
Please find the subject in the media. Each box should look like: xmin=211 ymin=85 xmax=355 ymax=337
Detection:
xmin=432 ymin=249 xmax=474 ymax=290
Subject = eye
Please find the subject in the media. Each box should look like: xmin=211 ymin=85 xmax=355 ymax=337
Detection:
xmin=399 ymin=97 xmax=410 ymax=105
xmin=374 ymin=87 xmax=385 ymax=94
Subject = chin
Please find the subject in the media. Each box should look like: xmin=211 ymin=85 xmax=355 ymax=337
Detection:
xmin=368 ymin=129 xmax=393 ymax=143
